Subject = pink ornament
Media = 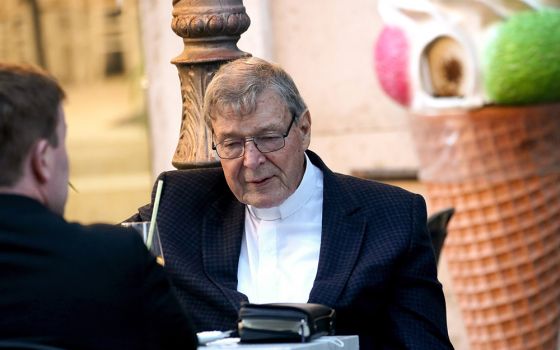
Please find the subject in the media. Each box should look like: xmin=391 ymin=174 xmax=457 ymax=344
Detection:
xmin=374 ymin=26 xmax=410 ymax=107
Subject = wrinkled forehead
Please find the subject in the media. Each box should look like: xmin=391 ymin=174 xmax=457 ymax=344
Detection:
xmin=210 ymin=90 xmax=291 ymax=136
xmin=211 ymin=88 xmax=288 ymax=121
xmin=212 ymin=100 xmax=257 ymax=120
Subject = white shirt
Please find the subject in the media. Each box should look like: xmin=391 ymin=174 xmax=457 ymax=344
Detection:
xmin=237 ymin=154 xmax=324 ymax=303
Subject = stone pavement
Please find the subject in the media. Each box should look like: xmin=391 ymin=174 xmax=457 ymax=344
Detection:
xmin=64 ymin=77 xmax=152 ymax=224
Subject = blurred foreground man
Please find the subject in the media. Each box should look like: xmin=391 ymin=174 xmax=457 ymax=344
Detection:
xmin=0 ymin=63 xmax=197 ymax=350
xmin=131 ymin=57 xmax=453 ymax=349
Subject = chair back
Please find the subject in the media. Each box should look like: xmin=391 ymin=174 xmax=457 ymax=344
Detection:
xmin=427 ymin=207 xmax=455 ymax=263
xmin=0 ymin=341 xmax=66 ymax=350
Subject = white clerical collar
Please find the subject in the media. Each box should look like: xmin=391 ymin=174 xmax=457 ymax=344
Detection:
xmin=247 ymin=153 xmax=318 ymax=221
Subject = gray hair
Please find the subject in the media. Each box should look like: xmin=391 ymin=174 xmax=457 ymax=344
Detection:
xmin=203 ymin=57 xmax=307 ymax=127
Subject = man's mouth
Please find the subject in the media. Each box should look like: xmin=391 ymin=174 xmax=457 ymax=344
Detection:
xmin=247 ymin=176 xmax=272 ymax=184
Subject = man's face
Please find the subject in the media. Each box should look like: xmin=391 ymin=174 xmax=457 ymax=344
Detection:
xmin=46 ymin=106 xmax=69 ymax=215
xmin=211 ymin=89 xmax=311 ymax=208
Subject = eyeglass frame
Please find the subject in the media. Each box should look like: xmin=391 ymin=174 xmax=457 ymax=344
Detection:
xmin=211 ymin=114 xmax=297 ymax=159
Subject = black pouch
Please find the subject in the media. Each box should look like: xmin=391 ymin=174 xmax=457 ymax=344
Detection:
xmin=238 ymin=303 xmax=336 ymax=343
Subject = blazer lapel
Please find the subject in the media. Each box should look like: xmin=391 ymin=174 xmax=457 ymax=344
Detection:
xmin=307 ymin=152 xmax=366 ymax=306
xmin=199 ymin=150 xmax=365 ymax=309
xmin=202 ymin=191 xmax=248 ymax=310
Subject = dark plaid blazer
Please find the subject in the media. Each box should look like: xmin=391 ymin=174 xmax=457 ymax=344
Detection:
xmin=131 ymin=150 xmax=453 ymax=349
xmin=0 ymin=195 xmax=197 ymax=350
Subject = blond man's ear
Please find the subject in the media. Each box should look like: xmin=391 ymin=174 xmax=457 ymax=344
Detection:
xmin=30 ymin=139 xmax=52 ymax=184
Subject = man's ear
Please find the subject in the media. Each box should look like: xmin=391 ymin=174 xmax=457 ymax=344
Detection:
xmin=30 ymin=139 xmax=51 ymax=184
xmin=298 ymin=110 xmax=311 ymax=149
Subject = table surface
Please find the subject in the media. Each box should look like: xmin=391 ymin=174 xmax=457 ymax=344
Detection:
xmin=200 ymin=335 xmax=359 ymax=350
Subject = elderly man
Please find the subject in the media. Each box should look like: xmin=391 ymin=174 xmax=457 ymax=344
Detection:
xmin=130 ymin=57 xmax=453 ymax=349
xmin=0 ymin=63 xmax=197 ymax=350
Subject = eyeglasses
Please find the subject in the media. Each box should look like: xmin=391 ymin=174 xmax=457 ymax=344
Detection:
xmin=212 ymin=115 xmax=296 ymax=159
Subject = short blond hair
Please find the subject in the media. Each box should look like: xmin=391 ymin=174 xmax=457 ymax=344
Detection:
xmin=0 ymin=63 xmax=65 ymax=185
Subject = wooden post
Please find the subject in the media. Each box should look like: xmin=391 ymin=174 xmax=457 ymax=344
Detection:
xmin=170 ymin=0 xmax=250 ymax=168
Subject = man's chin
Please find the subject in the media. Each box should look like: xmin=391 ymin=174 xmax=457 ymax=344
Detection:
xmin=243 ymin=194 xmax=285 ymax=208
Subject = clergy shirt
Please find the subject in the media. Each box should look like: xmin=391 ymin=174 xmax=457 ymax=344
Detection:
xmin=237 ymin=154 xmax=324 ymax=304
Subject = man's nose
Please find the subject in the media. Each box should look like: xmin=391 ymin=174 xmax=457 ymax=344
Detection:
xmin=243 ymin=140 xmax=265 ymax=168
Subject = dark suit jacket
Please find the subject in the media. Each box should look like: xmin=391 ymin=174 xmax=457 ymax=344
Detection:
xmin=130 ymin=150 xmax=453 ymax=349
xmin=0 ymin=194 xmax=197 ymax=350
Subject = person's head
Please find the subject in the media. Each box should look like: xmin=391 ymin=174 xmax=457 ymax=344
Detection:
xmin=204 ymin=57 xmax=311 ymax=208
xmin=0 ymin=63 xmax=68 ymax=215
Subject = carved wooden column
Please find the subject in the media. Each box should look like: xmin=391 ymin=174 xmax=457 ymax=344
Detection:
xmin=170 ymin=0 xmax=251 ymax=168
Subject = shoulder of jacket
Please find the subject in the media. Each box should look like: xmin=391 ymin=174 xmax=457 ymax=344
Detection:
xmin=161 ymin=167 xmax=224 ymax=184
